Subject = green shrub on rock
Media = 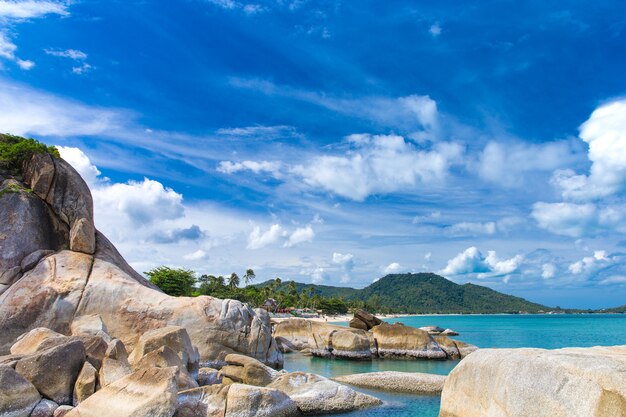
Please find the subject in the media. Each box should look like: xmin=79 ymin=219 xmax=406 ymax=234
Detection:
xmin=0 ymin=133 xmax=60 ymax=175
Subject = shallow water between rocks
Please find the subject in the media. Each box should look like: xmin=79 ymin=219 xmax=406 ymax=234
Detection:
xmin=281 ymin=314 xmax=626 ymax=417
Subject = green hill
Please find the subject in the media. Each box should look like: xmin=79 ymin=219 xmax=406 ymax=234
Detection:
xmin=257 ymin=272 xmax=549 ymax=314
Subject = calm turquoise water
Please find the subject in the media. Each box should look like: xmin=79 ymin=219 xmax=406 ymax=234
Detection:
xmin=282 ymin=314 xmax=626 ymax=417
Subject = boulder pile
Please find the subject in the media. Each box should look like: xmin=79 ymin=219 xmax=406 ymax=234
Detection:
xmin=273 ymin=314 xmax=477 ymax=361
xmin=0 ymin=326 xmax=382 ymax=417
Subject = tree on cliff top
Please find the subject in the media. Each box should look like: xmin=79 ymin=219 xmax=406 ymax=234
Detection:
xmin=0 ymin=133 xmax=60 ymax=175
xmin=145 ymin=266 xmax=196 ymax=297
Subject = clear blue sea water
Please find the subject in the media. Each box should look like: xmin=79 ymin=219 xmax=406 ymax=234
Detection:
xmin=281 ymin=314 xmax=626 ymax=417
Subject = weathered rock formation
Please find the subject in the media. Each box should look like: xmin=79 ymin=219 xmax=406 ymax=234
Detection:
xmin=439 ymin=345 xmax=626 ymax=417
xmin=334 ymin=371 xmax=446 ymax=394
xmin=274 ymin=319 xmax=476 ymax=361
xmin=0 ymin=152 xmax=281 ymax=367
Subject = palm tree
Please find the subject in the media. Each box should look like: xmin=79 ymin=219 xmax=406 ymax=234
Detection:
xmin=244 ymin=268 xmax=256 ymax=286
xmin=228 ymin=272 xmax=240 ymax=289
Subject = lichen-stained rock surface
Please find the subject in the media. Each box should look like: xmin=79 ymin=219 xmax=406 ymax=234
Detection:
xmin=0 ymin=151 xmax=282 ymax=368
xmin=439 ymin=345 xmax=626 ymax=417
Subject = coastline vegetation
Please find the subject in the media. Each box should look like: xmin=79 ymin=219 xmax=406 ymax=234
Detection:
xmin=0 ymin=133 xmax=60 ymax=175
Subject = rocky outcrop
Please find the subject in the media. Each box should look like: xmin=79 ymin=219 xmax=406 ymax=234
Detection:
xmin=334 ymin=371 xmax=446 ymax=394
xmin=439 ymin=345 xmax=626 ymax=417
xmin=311 ymin=329 xmax=372 ymax=360
xmin=176 ymin=383 xmax=300 ymax=417
xmin=433 ymin=335 xmax=477 ymax=360
xmin=0 ymin=151 xmax=282 ymax=367
xmin=65 ymin=367 xmax=178 ymax=417
xmin=73 ymin=362 xmax=97 ymax=406
xmin=268 ymin=372 xmax=382 ymax=414
xmin=352 ymin=309 xmax=382 ymax=330
xmin=371 ymin=322 xmax=447 ymax=359
xmin=14 ymin=340 xmax=86 ymax=405
xmin=219 ymin=353 xmax=279 ymax=386
xmin=0 ymin=365 xmax=41 ymax=417
xmin=30 ymin=399 xmax=60 ymax=417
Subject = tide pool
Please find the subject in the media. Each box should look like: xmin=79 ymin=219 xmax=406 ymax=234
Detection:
xmin=282 ymin=314 xmax=626 ymax=417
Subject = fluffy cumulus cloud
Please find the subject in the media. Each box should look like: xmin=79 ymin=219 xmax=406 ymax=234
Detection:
xmin=294 ymin=134 xmax=463 ymax=201
xmin=184 ymin=249 xmax=208 ymax=261
xmin=284 ymin=225 xmax=314 ymax=247
xmin=333 ymin=252 xmax=355 ymax=283
xmin=541 ymin=263 xmax=556 ymax=279
xmin=568 ymin=250 xmax=609 ymax=274
xmin=383 ymin=262 xmax=404 ymax=274
xmin=247 ymin=224 xmax=285 ymax=249
xmin=440 ymin=246 xmax=523 ymax=279
xmin=553 ymin=100 xmax=626 ymax=200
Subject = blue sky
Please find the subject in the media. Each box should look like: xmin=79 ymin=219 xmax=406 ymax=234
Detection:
xmin=2 ymin=0 xmax=626 ymax=308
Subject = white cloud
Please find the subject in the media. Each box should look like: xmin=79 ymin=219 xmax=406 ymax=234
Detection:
xmin=333 ymin=252 xmax=355 ymax=283
xmin=230 ymin=79 xmax=440 ymax=133
xmin=16 ymin=57 xmax=33 ymax=69
xmin=551 ymin=100 xmax=626 ymax=200
xmin=383 ymin=262 xmax=403 ymax=274
xmin=429 ymin=23 xmax=442 ymax=37
xmin=448 ymin=221 xmax=496 ymax=235
xmin=293 ymin=134 xmax=463 ymax=201
xmin=56 ymin=146 xmax=102 ymax=185
xmin=0 ymin=31 xmax=16 ymax=59
xmin=71 ymin=63 xmax=92 ymax=74
xmin=412 ymin=211 xmax=441 ymax=224
xmin=247 ymin=224 xmax=285 ymax=249
xmin=301 ymin=267 xmax=328 ymax=284
xmin=478 ymin=140 xmax=578 ymax=187
xmin=531 ymin=202 xmax=626 ymax=237
xmin=184 ymin=249 xmax=208 ymax=261
xmin=541 ymin=263 xmax=556 ymax=279
xmin=0 ymin=1 xmax=68 ymax=19
xmin=284 ymin=225 xmax=314 ymax=248
xmin=440 ymin=246 xmax=523 ymax=278
xmin=44 ymin=48 xmax=87 ymax=60
xmin=217 ymin=160 xmax=282 ymax=176
xmin=0 ymin=80 xmax=128 ymax=137
xmin=568 ymin=250 xmax=610 ymax=275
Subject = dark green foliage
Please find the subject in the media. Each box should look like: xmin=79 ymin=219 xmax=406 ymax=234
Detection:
xmin=258 ymin=273 xmax=548 ymax=314
xmin=0 ymin=133 xmax=60 ymax=175
xmin=145 ymin=266 xmax=196 ymax=297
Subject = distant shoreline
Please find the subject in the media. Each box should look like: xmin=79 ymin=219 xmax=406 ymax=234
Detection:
xmin=272 ymin=311 xmax=624 ymax=324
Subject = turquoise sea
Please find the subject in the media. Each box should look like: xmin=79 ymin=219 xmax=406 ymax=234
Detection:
xmin=282 ymin=314 xmax=626 ymax=417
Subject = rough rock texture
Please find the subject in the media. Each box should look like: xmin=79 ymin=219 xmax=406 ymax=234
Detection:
xmin=175 ymin=383 xmax=301 ymax=417
xmin=348 ymin=317 xmax=369 ymax=331
xmin=0 ymin=365 xmax=41 ymax=417
xmin=10 ymin=328 xmax=67 ymax=356
xmin=23 ymin=153 xmax=95 ymax=255
xmin=324 ymin=329 xmax=371 ymax=360
xmin=15 ymin=340 xmax=86 ymax=405
xmin=134 ymin=345 xmax=198 ymax=390
xmin=70 ymin=315 xmax=111 ymax=343
xmin=197 ymin=367 xmax=221 ymax=386
xmin=30 ymin=399 xmax=60 ymax=417
xmin=353 ymin=310 xmax=382 ymax=330
xmin=439 ymin=346 xmax=626 ymax=417
xmin=371 ymin=323 xmax=447 ymax=359
xmin=175 ymin=384 xmax=230 ymax=417
xmin=419 ymin=326 xmax=445 ymax=335
xmin=65 ymin=367 xmax=178 ymax=417
xmin=433 ymin=336 xmax=477 ymax=360
xmin=334 ymin=371 xmax=446 ymax=394
xmin=52 ymin=405 xmax=74 ymax=417
xmin=128 ymin=326 xmax=199 ymax=378
xmin=226 ymin=384 xmax=300 ymax=417
xmin=273 ymin=319 xmax=356 ymax=352
xmin=0 ymin=154 xmax=282 ymax=368
xmin=268 ymin=372 xmax=381 ymax=414
xmin=73 ymin=362 xmax=97 ymax=406
xmin=219 ymin=353 xmax=279 ymax=386
xmin=98 ymin=356 xmax=132 ymax=387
